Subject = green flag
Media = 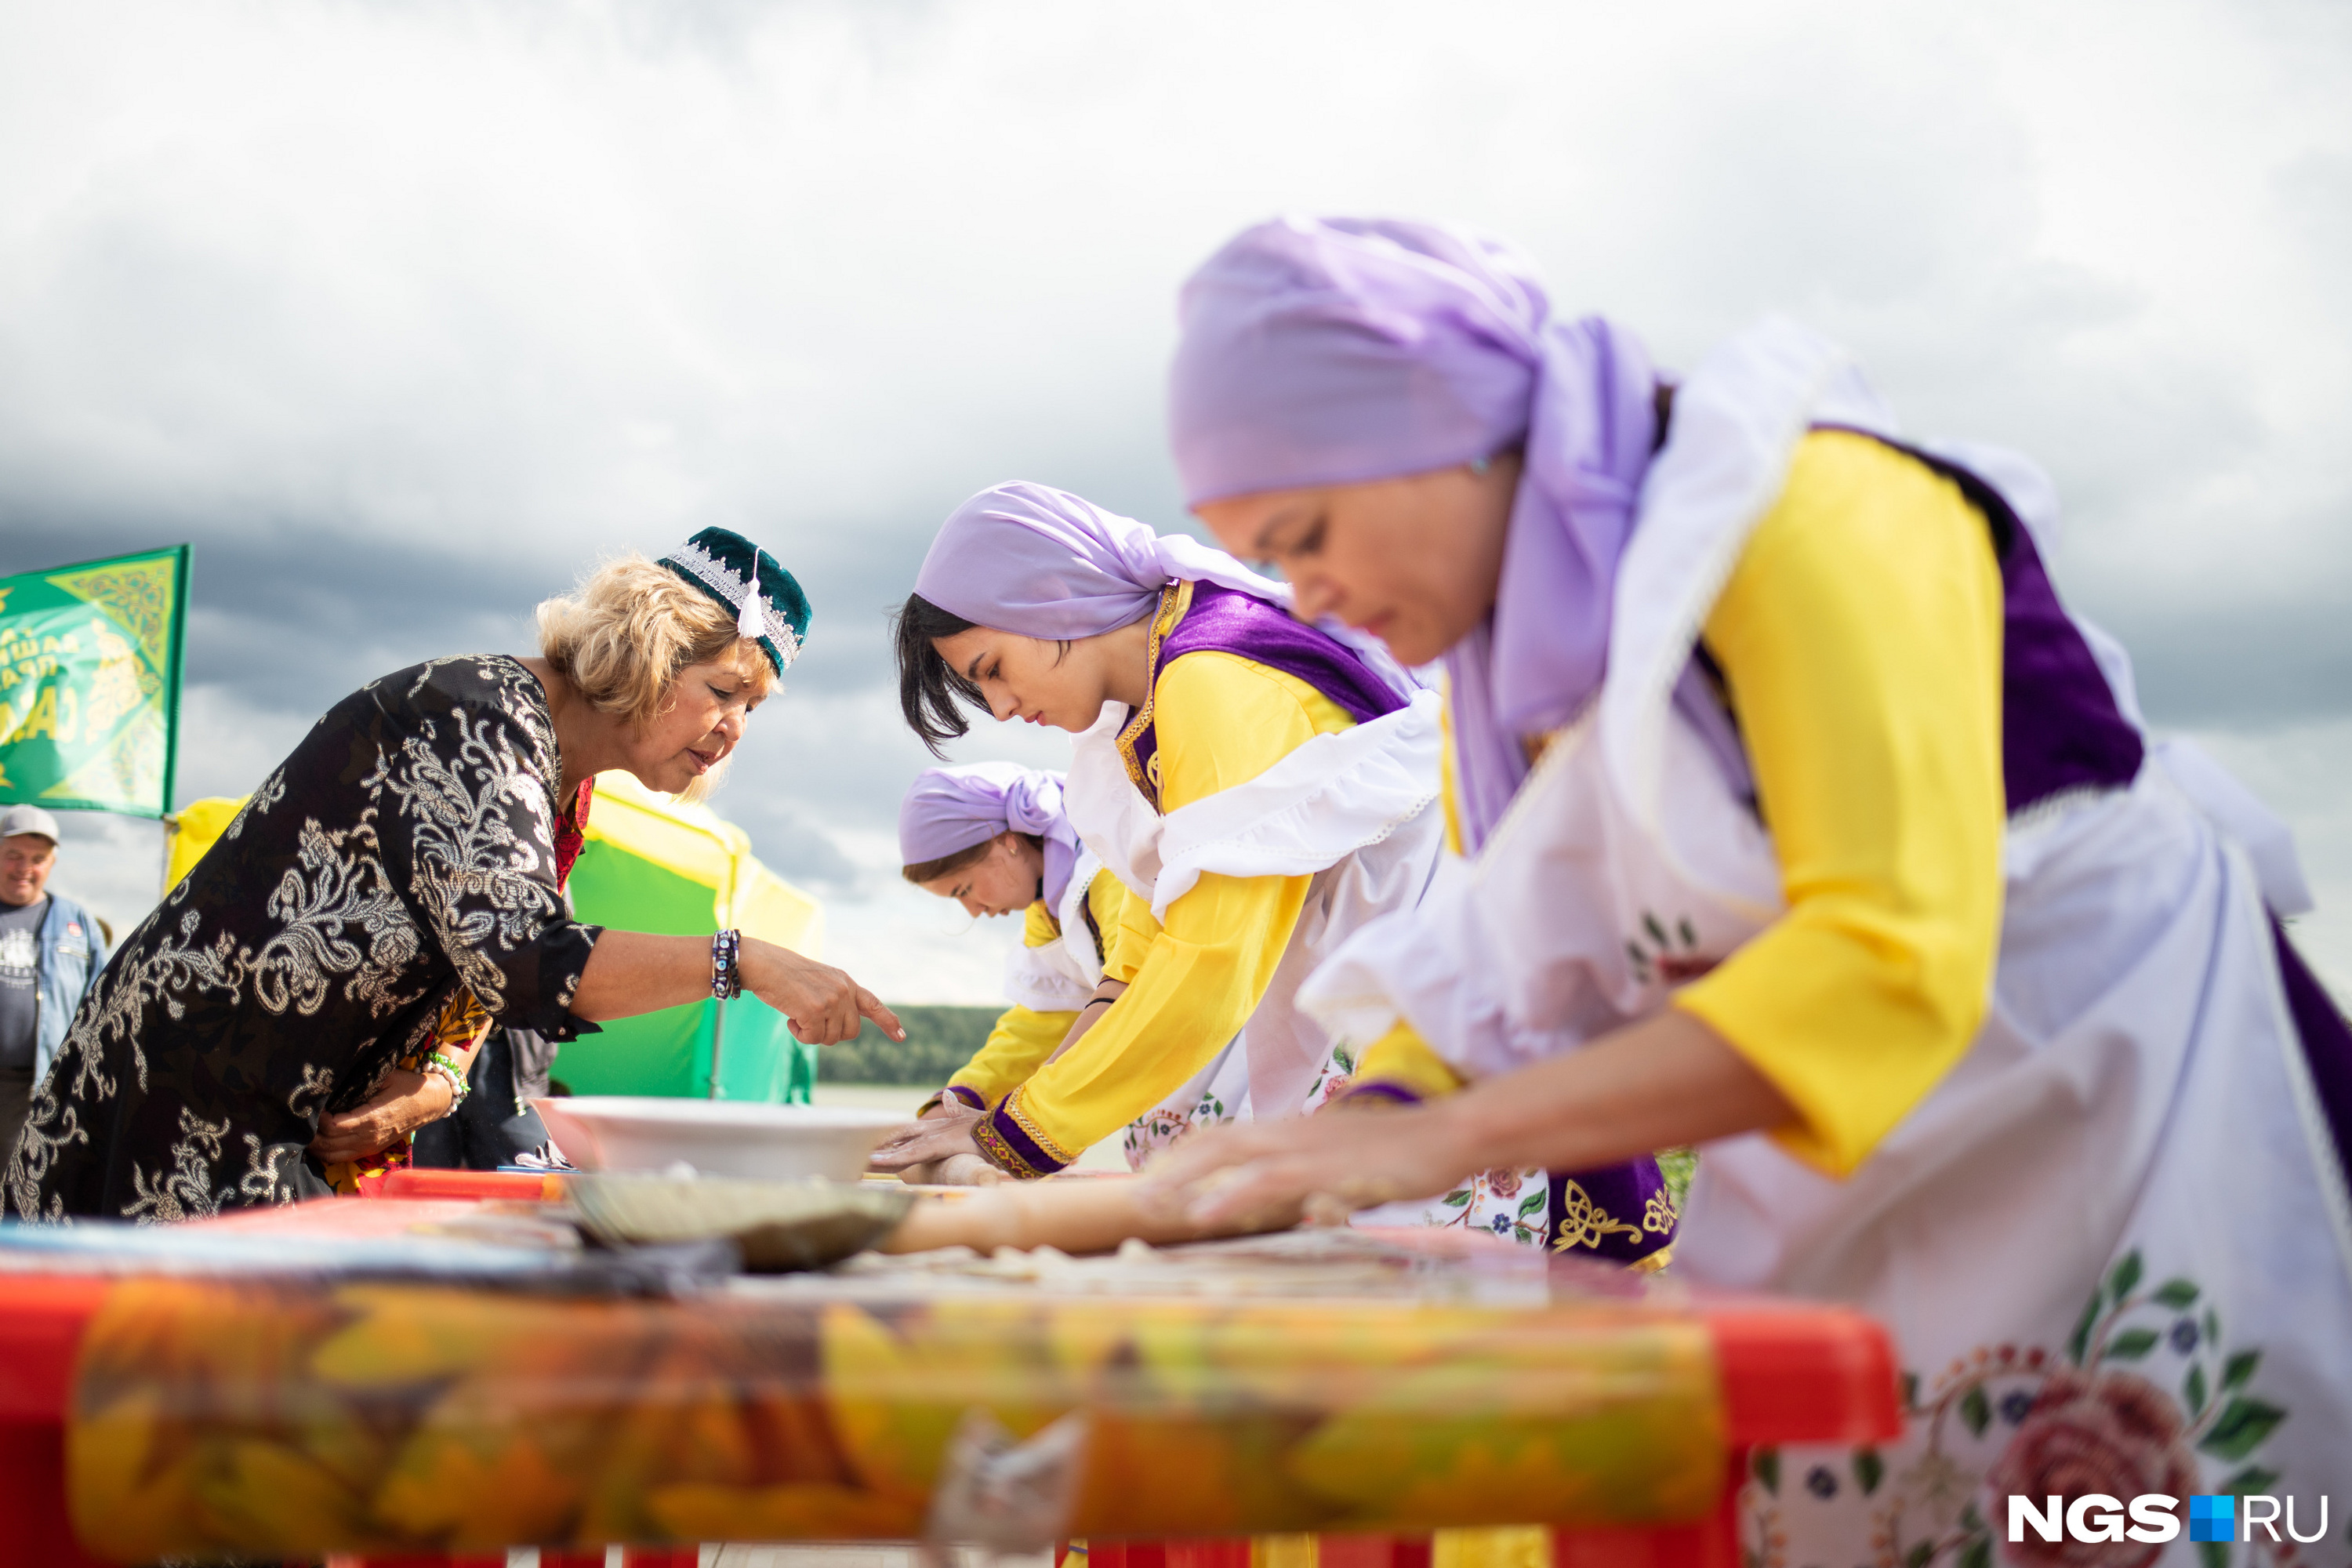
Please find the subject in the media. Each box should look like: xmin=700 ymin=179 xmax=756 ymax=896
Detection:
xmin=0 ymin=544 xmax=189 ymax=818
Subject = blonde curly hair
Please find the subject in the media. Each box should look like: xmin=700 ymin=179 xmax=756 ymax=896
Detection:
xmin=536 ymin=554 xmax=775 ymax=800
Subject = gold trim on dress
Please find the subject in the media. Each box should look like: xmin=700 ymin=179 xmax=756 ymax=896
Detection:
xmin=972 ymin=1110 xmax=1049 ymax=1180
xmin=1113 ymin=580 xmax=1195 ymax=812
xmin=1004 ymin=1083 xmax=1081 ymax=1167
xmin=1642 ymin=1184 xmax=1681 ymax=1236
xmin=1548 ymin=1177 xmax=1646 ymax=1254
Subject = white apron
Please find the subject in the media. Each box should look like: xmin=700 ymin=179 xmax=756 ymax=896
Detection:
xmin=1298 ymin=318 xmax=2352 ymax=1559
xmin=1062 ymin=686 xmax=1447 ymax=1170
xmin=999 ymin=845 xmax=1110 ymax=1015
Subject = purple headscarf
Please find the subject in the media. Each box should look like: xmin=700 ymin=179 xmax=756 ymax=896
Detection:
xmin=914 ymin=481 xmax=1291 ymax=639
xmin=1168 ymin=216 xmax=1660 ymax=852
xmin=898 ymin=761 xmax=1082 ymax=908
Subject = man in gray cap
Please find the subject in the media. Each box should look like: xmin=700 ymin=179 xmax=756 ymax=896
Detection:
xmin=0 ymin=804 xmax=111 ymax=1164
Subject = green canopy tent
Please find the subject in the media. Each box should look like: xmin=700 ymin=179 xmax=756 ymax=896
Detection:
xmin=166 ymin=771 xmax=826 ymax=1102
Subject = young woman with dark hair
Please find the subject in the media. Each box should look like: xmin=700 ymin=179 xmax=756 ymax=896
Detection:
xmin=872 ymin=481 xmax=1678 ymax=1264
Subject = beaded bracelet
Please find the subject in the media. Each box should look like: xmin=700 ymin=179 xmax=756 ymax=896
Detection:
xmin=711 ymin=927 xmax=743 ymax=1000
xmin=424 ymin=1050 xmax=471 ymax=1104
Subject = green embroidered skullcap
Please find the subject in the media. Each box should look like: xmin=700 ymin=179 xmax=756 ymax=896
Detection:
xmin=659 ymin=528 xmax=811 ymax=675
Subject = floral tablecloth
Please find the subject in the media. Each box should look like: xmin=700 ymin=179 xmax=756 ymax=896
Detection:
xmin=66 ymin=1230 xmax=1726 ymax=1563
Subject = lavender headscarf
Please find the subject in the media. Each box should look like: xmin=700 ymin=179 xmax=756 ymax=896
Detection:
xmin=898 ymin=761 xmax=1082 ymax=908
xmin=914 ymin=481 xmax=1291 ymax=639
xmin=1168 ymin=216 xmax=1661 ymax=852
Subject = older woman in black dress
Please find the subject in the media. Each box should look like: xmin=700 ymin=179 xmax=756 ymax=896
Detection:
xmin=7 ymin=528 xmax=898 ymax=1221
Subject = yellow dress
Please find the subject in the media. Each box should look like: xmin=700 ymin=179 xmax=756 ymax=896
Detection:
xmin=1357 ymin=430 xmax=2007 ymax=1179
xmin=975 ymin=626 xmax=1356 ymax=1178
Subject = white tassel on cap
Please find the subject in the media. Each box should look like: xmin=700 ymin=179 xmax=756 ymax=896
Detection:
xmin=736 ymin=554 xmax=766 ymax=640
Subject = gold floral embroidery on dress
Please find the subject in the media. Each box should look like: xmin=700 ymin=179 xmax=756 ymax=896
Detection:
xmin=1114 ymin=580 xmax=1196 ymax=811
xmin=1643 ymin=1185 xmax=1680 ymax=1235
xmin=1549 ymin=1178 xmax=1646 ymax=1253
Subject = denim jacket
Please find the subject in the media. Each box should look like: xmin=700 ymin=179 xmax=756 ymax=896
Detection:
xmin=30 ymin=892 xmax=111 ymax=1083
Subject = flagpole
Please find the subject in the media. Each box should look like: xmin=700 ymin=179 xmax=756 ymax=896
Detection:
xmin=158 ymin=545 xmax=191 ymax=822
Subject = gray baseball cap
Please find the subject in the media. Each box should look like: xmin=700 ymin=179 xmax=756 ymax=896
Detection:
xmin=0 ymin=804 xmax=61 ymax=844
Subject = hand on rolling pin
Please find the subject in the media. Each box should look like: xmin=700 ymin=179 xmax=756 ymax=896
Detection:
xmin=1149 ymin=1008 xmax=1784 ymax=1227
xmin=1138 ymin=1096 xmax=1468 ymax=1232
xmin=868 ymin=1103 xmax=1000 ymax=1184
xmin=918 ymin=1153 xmax=1005 ymax=1185
xmin=870 ymin=982 xmax=1129 ymax=1185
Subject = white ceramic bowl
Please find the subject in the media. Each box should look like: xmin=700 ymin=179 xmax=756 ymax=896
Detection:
xmin=532 ymin=1097 xmax=909 ymax=1182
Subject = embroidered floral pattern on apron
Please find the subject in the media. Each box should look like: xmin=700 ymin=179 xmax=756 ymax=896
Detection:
xmin=1746 ymin=1247 xmax=2296 ymax=1568
xmin=1627 ymin=909 xmax=1718 ymax=987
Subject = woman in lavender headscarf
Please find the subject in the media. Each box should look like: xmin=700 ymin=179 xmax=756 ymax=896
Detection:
xmin=893 ymin=762 xmax=1129 ymax=1181
xmin=866 ymin=481 xmax=1585 ymax=1233
xmin=1145 ymin=217 xmax=2352 ymax=1548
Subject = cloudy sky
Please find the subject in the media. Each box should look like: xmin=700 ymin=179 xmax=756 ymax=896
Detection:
xmin=3 ymin=0 xmax=2347 ymax=1002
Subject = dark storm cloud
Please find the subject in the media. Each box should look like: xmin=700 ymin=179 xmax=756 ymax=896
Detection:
xmin=3 ymin=0 xmax=2347 ymax=995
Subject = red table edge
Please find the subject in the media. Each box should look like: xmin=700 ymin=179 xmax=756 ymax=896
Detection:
xmin=0 ymin=1275 xmax=107 ymax=1421
xmin=1697 ymin=1300 xmax=1903 ymax=1448
xmin=370 ymin=1167 xmax=565 ymax=1201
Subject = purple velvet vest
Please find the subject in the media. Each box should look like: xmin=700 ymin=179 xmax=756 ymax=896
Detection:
xmin=1126 ymin=583 xmax=1406 ymax=801
xmin=1846 ymin=433 xmax=2146 ymax=813
xmin=1853 ymin=432 xmax=2352 ymax=1180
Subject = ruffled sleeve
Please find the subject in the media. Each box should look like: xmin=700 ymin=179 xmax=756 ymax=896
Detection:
xmin=1347 ymin=1018 xmax=1468 ymax=1105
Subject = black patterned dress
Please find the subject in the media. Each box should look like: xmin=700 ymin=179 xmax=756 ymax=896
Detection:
xmin=5 ymin=656 xmax=603 ymax=1221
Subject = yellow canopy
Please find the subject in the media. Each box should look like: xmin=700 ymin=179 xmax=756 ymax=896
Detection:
xmin=164 ymin=797 xmax=247 ymax=890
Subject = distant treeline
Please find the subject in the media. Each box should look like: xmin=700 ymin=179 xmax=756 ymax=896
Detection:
xmin=818 ymin=1004 xmax=1001 ymax=1085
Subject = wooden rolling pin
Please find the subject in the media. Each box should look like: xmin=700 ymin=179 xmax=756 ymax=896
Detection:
xmin=877 ymin=1173 xmax=1283 ymax=1256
